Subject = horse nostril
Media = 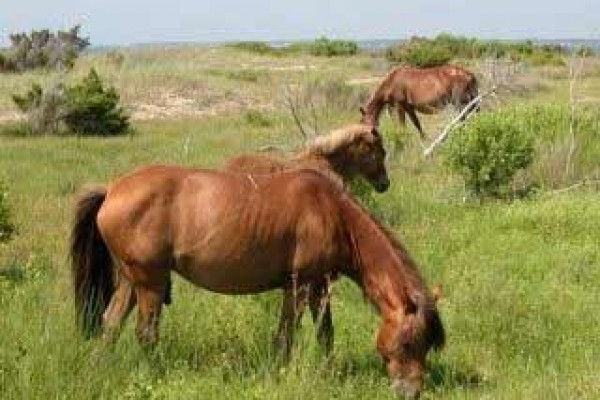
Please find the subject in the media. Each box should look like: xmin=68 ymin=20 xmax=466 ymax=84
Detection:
xmin=377 ymin=178 xmax=390 ymax=192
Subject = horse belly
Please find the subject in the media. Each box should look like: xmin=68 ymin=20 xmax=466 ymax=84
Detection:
xmin=173 ymin=250 xmax=288 ymax=295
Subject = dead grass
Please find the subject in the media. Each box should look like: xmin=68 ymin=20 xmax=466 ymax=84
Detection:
xmin=0 ymin=45 xmax=599 ymax=127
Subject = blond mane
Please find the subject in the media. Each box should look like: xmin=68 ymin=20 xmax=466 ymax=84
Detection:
xmin=306 ymin=124 xmax=372 ymax=156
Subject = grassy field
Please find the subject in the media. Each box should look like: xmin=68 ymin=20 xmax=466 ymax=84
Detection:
xmin=0 ymin=45 xmax=599 ymax=399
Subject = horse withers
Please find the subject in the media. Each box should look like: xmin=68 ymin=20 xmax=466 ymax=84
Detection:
xmin=360 ymin=65 xmax=479 ymax=141
xmin=71 ymin=165 xmax=444 ymax=398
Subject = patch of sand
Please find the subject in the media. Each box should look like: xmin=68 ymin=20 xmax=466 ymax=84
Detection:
xmin=0 ymin=111 xmax=23 ymax=123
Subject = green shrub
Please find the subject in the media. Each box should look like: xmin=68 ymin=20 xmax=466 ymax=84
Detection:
xmin=0 ymin=182 xmax=15 ymax=242
xmin=305 ymin=37 xmax=358 ymax=57
xmin=444 ymin=113 xmax=534 ymax=198
xmin=62 ymin=69 xmax=129 ymax=135
xmin=227 ymin=41 xmax=285 ymax=56
xmin=385 ymin=34 xmax=568 ymax=67
xmin=386 ymin=36 xmax=452 ymax=67
xmin=12 ymin=69 xmax=129 ymax=136
xmin=227 ymin=38 xmax=358 ymax=57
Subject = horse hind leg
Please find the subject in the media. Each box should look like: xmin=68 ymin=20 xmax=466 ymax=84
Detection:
xmin=102 ymin=274 xmax=135 ymax=343
xmin=134 ymin=283 xmax=167 ymax=348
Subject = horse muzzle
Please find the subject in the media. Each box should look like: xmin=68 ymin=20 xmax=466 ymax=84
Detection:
xmin=391 ymin=378 xmax=421 ymax=399
xmin=374 ymin=177 xmax=390 ymax=193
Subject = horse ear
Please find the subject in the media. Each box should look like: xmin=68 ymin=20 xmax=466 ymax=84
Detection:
xmin=398 ymin=292 xmax=424 ymax=344
xmin=431 ymin=284 xmax=443 ymax=303
xmin=399 ymin=318 xmax=418 ymax=345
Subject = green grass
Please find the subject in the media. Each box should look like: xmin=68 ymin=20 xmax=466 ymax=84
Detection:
xmin=1 ymin=45 xmax=599 ymax=399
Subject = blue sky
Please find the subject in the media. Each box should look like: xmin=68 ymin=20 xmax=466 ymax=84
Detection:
xmin=1 ymin=0 xmax=598 ymax=46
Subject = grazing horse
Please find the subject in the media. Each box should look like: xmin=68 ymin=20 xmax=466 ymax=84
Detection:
xmin=360 ymin=65 xmax=479 ymax=140
xmin=224 ymin=123 xmax=389 ymax=353
xmin=71 ymin=166 xmax=444 ymax=399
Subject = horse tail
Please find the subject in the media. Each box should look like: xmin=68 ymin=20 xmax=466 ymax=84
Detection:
xmin=70 ymin=186 xmax=114 ymax=338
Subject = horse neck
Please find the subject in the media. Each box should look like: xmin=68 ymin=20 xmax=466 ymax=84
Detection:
xmin=293 ymin=148 xmax=349 ymax=186
xmin=363 ymin=92 xmax=386 ymax=125
xmin=363 ymin=70 xmax=399 ymax=125
xmin=341 ymin=198 xmax=425 ymax=314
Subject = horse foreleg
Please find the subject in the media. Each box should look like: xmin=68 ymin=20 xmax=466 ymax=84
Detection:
xmin=395 ymin=104 xmax=407 ymax=128
xmin=102 ymin=275 xmax=135 ymax=343
xmin=308 ymin=279 xmax=333 ymax=354
xmin=274 ymin=281 xmax=308 ymax=359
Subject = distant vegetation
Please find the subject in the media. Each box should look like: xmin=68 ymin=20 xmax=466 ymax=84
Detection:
xmin=385 ymin=33 xmax=584 ymax=67
xmin=12 ymin=69 xmax=129 ymax=136
xmin=228 ymin=36 xmax=358 ymax=57
xmin=0 ymin=25 xmax=89 ymax=72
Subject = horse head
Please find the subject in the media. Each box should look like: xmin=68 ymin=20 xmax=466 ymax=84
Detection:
xmin=347 ymin=124 xmax=389 ymax=192
xmin=384 ymin=290 xmax=445 ymax=399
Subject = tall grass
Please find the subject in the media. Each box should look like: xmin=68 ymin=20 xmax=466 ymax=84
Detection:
xmin=0 ymin=109 xmax=599 ymax=398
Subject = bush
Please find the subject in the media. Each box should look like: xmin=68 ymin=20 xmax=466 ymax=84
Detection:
xmin=0 ymin=26 xmax=89 ymax=72
xmin=227 ymin=41 xmax=282 ymax=55
xmin=12 ymin=81 xmax=65 ymax=135
xmin=386 ymin=36 xmax=452 ymax=67
xmin=0 ymin=182 xmax=15 ymax=242
xmin=227 ymin=37 xmax=358 ymax=57
xmin=63 ymin=69 xmax=129 ymax=135
xmin=513 ymin=104 xmax=600 ymax=188
xmin=11 ymin=69 xmax=129 ymax=136
xmin=305 ymin=37 xmax=358 ymax=57
xmin=385 ymin=33 xmax=568 ymax=67
xmin=444 ymin=113 xmax=534 ymax=198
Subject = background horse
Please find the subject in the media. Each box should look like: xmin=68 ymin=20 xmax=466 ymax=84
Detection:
xmin=360 ymin=65 xmax=479 ymax=141
xmin=71 ymin=165 xmax=444 ymax=398
xmin=223 ymin=123 xmax=389 ymax=353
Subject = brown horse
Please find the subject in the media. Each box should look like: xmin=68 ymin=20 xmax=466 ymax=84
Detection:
xmin=360 ymin=65 xmax=479 ymax=140
xmin=71 ymin=165 xmax=444 ymax=398
xmin=223 ymin=123 xmax=389 ymax=353
xmin=224 ymin=123 xmax=390 ymax=192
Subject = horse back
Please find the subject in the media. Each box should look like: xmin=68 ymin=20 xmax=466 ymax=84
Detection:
xmin=388 ymin=65 xmax=477 ymax=105
xmin=222 ymin=154 xmax=287 ymax=174
xmin=96 ymin=165 xmax=348 ymax=293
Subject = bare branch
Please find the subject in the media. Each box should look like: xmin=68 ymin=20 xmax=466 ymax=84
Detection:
xmin=283 ymin=84 xmax=309 ymax=143
xmin=423 ymin=86 xmax=497 ymax=157
xmin=542 ymin=179 xmax=600 ymax=197
xmin=308 ymin=86 xmax=320 ymax=136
